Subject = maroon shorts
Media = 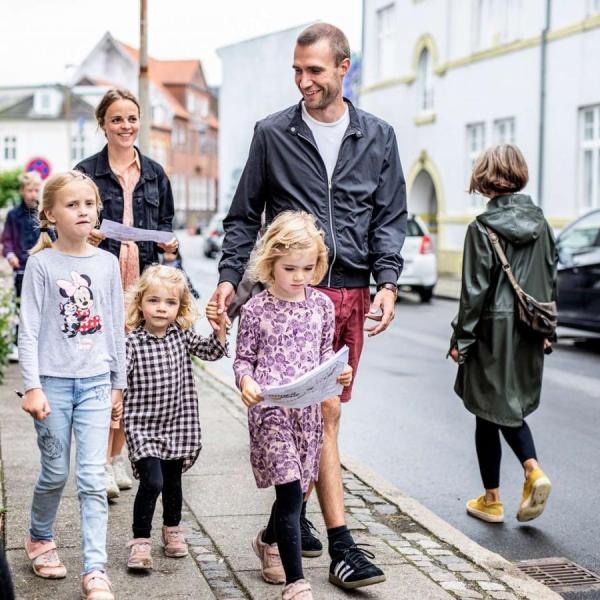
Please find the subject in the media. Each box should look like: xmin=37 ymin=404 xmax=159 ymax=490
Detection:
xmin=314 ymin=287 xmax=370 ymax=402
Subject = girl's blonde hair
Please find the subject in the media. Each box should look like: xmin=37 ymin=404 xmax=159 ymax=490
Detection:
xmin=19 ymin=171 xmax=42 ymax=190
xmin=30 ymin=170 xmax=102 ymax=255
xmin=248 ymin=211 xmax=329 ymax=286
xmin=125 ymin=264 xmax=199 ymax=331
xmin=469 ymin=144 xmax=529 ymax=198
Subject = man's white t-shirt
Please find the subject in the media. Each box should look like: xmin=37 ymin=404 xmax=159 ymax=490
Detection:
xmin=301 ymin=102 xmax=350 ymax=183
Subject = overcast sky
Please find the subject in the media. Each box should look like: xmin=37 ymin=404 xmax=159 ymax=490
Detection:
xmin=0 ymin=0 xmax=362 ymax=87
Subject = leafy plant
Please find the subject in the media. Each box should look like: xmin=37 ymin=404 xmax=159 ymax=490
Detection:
xmin=0 ymin=270 xmax=17 ymax=382
xmin=0 ymin=168 xmax=23 ymax=209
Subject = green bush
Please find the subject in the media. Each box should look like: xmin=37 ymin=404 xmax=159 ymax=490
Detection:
xmin=0 ymin=269 xmax=16 ymax=381
xmin=0 ymin=168 xmax=23 ymax=209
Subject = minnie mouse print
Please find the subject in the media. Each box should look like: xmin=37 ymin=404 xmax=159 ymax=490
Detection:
xmin=58 ymin=271 xmax=102 ymax=338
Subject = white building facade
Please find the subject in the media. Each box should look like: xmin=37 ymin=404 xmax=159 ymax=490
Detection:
xmin=360 ymin=0 xmax=600 ymax=275
xmin=217 ymin=25 xmax=307 ymax=211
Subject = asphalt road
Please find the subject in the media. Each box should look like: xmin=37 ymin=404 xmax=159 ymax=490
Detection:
xmin=179 ymin=231 xmax=600 ymax=598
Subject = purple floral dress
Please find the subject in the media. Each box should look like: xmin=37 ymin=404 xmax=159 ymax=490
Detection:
xmin=233 ymin=288 xmax=335 ymax=492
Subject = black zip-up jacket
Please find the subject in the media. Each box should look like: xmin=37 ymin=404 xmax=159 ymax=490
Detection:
xmin=1 ymin=201 xmax=42 ymax=272
xmin=75 ymin=145 xmax=174 ymax=272
xmin=219 ymin=99 xmax=407 ymax=289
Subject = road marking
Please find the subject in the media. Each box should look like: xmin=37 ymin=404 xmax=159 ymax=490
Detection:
xmin=388 ymin=328 xmax=600 ymax=399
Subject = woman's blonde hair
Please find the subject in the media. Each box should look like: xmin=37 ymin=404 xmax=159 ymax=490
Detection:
xmin=125 ymin=264 xmax=199 ymax=331
xmin=30 ymin=170 xmax=102 ymax=255
xmin=248 ymin=211 xmax=329 ymax=286
xmin=19 ymin=171 xmax=42 ymax=190
xmin=469 ymin=144 xmax=529 ymax=198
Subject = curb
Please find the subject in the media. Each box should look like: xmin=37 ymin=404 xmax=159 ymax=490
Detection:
xmin=198 ymin=362 xmax=560 ymax=600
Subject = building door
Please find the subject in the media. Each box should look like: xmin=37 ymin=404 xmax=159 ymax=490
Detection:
xmin=410 ymin=169 xmax=438 ymax=249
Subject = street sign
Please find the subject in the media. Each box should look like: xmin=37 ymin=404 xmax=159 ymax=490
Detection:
xmin=25 ymin=157 xmax=51 ymax=180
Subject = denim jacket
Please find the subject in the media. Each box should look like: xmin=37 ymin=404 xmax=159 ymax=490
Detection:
xmin=75 ymin=145 xmax=174 ymax=272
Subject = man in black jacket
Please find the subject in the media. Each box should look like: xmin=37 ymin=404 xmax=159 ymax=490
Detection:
xmin=210 ymin=23 xmax=406 ymax=590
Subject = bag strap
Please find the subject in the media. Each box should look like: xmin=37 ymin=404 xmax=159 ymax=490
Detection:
xmin=484 ymin=226 xmax=525 ymax=295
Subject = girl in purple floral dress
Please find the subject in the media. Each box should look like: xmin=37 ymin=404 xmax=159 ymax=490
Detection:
xmin=233 ymin=211 xmax=352 ymax=600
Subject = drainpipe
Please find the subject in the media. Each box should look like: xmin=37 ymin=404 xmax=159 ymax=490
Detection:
xmin=537 ymin=0 xmax=551 ymax=207
xmin=138 ymin=0 xmax=151 ymax=154
xmin=359 ymin=0 xmax=366 ymax=108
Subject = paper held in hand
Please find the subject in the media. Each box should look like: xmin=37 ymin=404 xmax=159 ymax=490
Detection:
xmin=99 ymin=219 xmax=174 ymax=244
xmin=262 ymin=345 xmax=349 ymax=409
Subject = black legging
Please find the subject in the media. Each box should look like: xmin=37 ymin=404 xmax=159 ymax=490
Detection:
xmin=262 ymin=480 xmax=304 ymax=585
xmin=475 ymin=417 xmax=537 ymax=490
xmin=132 ymin=457 xmax=183 ymax=539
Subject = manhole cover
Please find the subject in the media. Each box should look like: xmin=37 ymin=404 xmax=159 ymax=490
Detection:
xmin=517 ymin=557 xmax=600 ymax=593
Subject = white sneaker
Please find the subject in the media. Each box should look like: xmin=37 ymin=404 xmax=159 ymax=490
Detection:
xmin=105 ymin=464 xmax=120 ymax=499
xmin=112 ymin=456 xmax=133 ymax=490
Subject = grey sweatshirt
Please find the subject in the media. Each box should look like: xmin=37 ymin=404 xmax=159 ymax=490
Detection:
xmin=18 ymin=247 xmax=126 ymax=390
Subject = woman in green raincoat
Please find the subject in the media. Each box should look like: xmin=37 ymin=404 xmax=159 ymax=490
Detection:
xmin=449 ymin=144 xmax=557 ymax=525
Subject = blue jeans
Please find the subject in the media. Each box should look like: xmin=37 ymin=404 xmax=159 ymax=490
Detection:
xmin=30 ymin=373 xmax=111 ymax=574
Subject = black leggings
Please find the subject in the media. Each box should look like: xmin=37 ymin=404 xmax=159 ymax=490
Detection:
xmin=475 ymin=417 xmax=537 ymax=490
xmin=132 ymin=457 xmax=183 ymax=539
xmin=263 ymin=480 xmax=304 ymax=585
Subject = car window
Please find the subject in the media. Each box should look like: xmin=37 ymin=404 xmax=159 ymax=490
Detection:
xmin=407 ymin=219 xmax=424 ymax=237
xmin=559 ymin=212 xmax=600 ymax=253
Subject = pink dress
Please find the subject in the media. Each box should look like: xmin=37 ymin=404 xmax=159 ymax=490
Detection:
xmin=233 ymin=288 xmax=335 ymax=491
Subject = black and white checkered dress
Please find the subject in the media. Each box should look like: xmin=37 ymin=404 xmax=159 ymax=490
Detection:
xmin=124 ymin=324 xmax=228 ymax=477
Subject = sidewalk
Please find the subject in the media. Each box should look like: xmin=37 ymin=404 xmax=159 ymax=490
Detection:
xmin=0 ymin=363 xmax=559 ymax=600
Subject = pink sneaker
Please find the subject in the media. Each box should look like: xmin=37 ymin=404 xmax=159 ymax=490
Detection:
xmin=25 ymin=536 xmax=67 ymax=579
xmin=162 ymin=525 xmax=188 ymax=558
xmin=126 ymin=538 xmax=153 ymax=571
xmin=282 ymin=579 xmax=313 ymax=599
xmin=252 ymin=528 xmax=285 ymax=584
xmin=80 ymin=570 xmax=114 ymax=600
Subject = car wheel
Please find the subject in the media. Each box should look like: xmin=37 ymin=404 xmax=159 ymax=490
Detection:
xmin=418 ymin=286 xmax=434 ymax=303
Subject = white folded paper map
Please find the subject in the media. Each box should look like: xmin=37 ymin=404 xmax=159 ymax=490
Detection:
xmin=99 ymin=219 xmax=174 ymax=244
xmin=262 ymin=345 xmax=349 ymax=409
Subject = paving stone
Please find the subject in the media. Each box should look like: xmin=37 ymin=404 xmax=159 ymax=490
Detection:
xmin=424 ymin=569 xmax=458 ymax=583
xmin=447 ymin=562 xmax=478 ymax=572
xmin=416 ymin=539 xmax=441 ymax=549
xmin=344 ymin=496 xmax=366 ymax=507
xmin=413 ymin=560 xmax=435 ymax=568
xmin=348 ymin=507 xmax=371 ymax=514
xmin=395 ymin=547 xmax=425 ymax=557
xmin=389 ymin=539 xmax=411 ymax=547
xmin=461 ymin=572 xmax=490 ymax=581
xmin=402 ymin=532 xmax=429 ymax=541
xmin=478 ymin=581 xmax=506 ymax=591
xmin=195 ymin=553 xmax=219 ymax=562
xmin=440 ymin=580 xmax=467 ymax=591
xmin=373 ymin=503 xmax=399 ymax=515
xmin=426 ymin=549 xmax=454 ymax=556
xmin=360 ymin=493 xmax=386 ymax=504
xmin=489 ymin=593 xmax=518 ymax=600
xmin=435 ymin=555 xmax=466 ymax=565
xmin=456 ymin=591 xmax=484 ymax=599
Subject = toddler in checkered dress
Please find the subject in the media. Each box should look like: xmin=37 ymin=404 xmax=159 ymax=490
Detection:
xmin=233 ymin=212 xmax=352 ymax=599
xmin=123 ymin=265 xmax=228 ymax=571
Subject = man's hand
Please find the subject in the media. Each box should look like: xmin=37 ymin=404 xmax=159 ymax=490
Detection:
xmin=158 ymin=237 xmax=178 ymax=254
xmin=22 ymin=388 xmax=51 ymax=420
xmin=364 ymin=288 xmax=396 ymax=337
xmin=449 ymin=347 xmax=459 ymax=363
xmin=111 ymin=389 xmax=123 ymax=422
xmin=336 ymin=364 xmax=353 ymax=387
xmin=88 ymin=229 xmax=106 ymax=247
xmin=208 ymin=282 xmax=235 ymax=331
xmin=7 ymin=253 xmax=19 ymax=269
xmin=240 ymin=375 xmax=263 ymax=407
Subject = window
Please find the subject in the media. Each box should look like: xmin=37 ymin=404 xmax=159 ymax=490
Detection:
xmin=3 ymin=136 xmax=16 ymax=161
xmin=579 ymin=106 xmax=600 ymax=210
xmin=493 ymin=117 xmax=515 ymax=144
xmin=589 ymin=0 xmax=600 ymax=15
xmin=466 ymin=123 xmax=486 ymax=205
xmin=417 ymin=49 xmax=434 ymax=113
xmin=71 ymin=134 xmax=86 ymax=162
xmin=376 ymin=4 xmax=396 ymax=80
xmin=472 ymin=0 xmax=521 ymax=50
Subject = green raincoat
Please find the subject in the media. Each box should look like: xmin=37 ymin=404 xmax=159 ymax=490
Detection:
xmin=451 ymin=194 xmax=557 ymax=427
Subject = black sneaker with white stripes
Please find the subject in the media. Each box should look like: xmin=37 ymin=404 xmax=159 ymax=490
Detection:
xmin=300 ymin=515 xmax=323 ymax=557
xmin=328 ymin=542 xmax=386 ymax=589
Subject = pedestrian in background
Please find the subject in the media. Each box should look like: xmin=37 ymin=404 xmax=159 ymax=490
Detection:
xmin=19 ymin=171 xmax=125 ymax=600
xmin=211 ymin=23 xmax=406 ymax=590
xmin=1 ymin=171 xmax=44 ymax=361
xmin=75 ymin=88 xmax=178 ymax=500
xmin=234 ymin=212 xmax=352 ymax=600
xmin=449 ymin=144 xmax=557 ymax=524
xmin=123 ymin=265 xmax=228 ymax=571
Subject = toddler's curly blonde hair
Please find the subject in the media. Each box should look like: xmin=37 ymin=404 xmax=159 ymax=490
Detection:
xmin=247 ymin=211 xmax=329 ymax=286
xmin=126 ymin=264 xmax=199 ymax=330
